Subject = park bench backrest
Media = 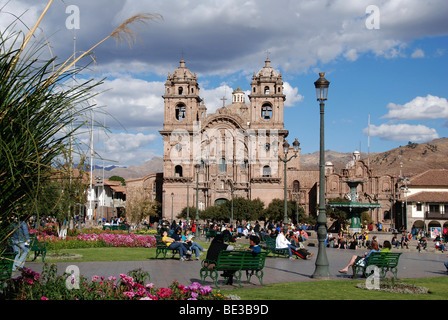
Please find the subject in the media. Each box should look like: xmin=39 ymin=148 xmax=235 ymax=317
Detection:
xmin=368 ymin=252 xmax=401 ymax=268
xmin=216 ymin=250 xmax=267 ymax=271
xmin=155 ymin=235 xmax=165 ymax=245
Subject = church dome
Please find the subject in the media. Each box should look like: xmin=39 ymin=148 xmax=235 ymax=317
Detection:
xmin=168 ymin=59 xmax=196 ymax=81
xmin=256 ymin=59 xmax=279 ymax=78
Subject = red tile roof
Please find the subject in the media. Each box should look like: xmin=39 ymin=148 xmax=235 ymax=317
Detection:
xmin=407 ymin=191 xmax=448 ymax=203
xmin=409 ymin=169 xmax=448 ymax=187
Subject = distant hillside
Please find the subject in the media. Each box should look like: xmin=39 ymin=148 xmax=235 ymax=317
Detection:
xmin=300 ymin=150 xmax=372 ymax=172
xmin=92 ymin=156 xmax=163 ymax=180
xmin=300 ymin=138 xmax=448 ymax=178
xmin=367 ymin=138 xmax=448 ymax=177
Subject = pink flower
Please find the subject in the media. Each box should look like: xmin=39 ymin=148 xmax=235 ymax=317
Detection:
xmin=41 ymin=297 xmax=49 ymax=300
xmin=123 ymin=291 xmax=135 ymax=299
xmin=146 ymin=283 xmax=155 ymax=289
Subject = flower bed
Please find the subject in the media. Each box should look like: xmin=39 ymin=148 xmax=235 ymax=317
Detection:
xmin=34 ymin=229 xmax=157 ymax=250
xmin=0 ymin=265 xmax=228 ymax=300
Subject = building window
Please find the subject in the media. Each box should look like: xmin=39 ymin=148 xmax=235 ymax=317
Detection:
xmin=219 ymin=158 xmax=226 ymax=173
xmin=429 ymin=204 xmax=439 ymax=213
xmin=262 ymin=165 xmax=271 ymax=177
xmin=293 ymin=180 xmax=300 ymax=193
xmin=175 ymin=104 xmax=186 ymax=121
xmin=261 ymin=104 xmax=272 ymax=120
xmin=241 ymin=160 xmax=248 ymax=169
xmin=264 ymin=86 xmax=270 ymax=94
xmin=175 ymin=165 xmax=183 ymax=177
xmin=416 ymin=203 xmax=422 ymax=211
xmin=265 ymin=143 xmax=270 ymax=151
xmin=178 ymin=87 xmax=183 ymax=95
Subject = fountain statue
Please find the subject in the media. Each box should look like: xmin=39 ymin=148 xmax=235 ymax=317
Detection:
xmin=328 ymin=180 xmax=380 ymax=233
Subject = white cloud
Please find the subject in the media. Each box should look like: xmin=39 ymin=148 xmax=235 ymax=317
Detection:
xmin=283 ymin=82 xmax=304 ymax=107
xmin=383 ymin=95 xmax=448 ymax=120
xmin=95 ymin=77 xmax=165 ymax=131
xmin=365 ymin=123 xmax=439 ymax=142
xmin=411 ymin=49 xmax=425 ymax=58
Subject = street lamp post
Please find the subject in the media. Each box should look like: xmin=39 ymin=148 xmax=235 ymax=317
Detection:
xmin=186 ymin=179 xmax=190 ymax=225
xmin=278 ymin=138 xmax=300 ymax=225
xmin=171 ymin=192 xmax=174 ymax=223
xmin=228 ymin=180 xmax=234 ymax=226
xmin=195 ymin=164 xmax=200 ymax=238
xmin=312 ymin=72 xmax=332 ymax=279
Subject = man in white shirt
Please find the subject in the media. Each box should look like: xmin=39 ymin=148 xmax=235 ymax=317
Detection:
xmin=276 ymin=229 xmax=297 ymax=260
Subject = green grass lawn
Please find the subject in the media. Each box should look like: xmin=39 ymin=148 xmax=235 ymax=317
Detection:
xmin=220 ymin=277 xmax=448 ymax=300
xmin=39 ymin=240 xmax=212 ymax=262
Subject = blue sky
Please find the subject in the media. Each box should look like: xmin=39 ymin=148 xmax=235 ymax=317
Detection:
xmin=1 ymin=0 xmax=448 ymax=167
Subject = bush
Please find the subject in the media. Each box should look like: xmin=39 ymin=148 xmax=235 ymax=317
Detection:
xmin=0 ymin=264 xmax=228 ymax=300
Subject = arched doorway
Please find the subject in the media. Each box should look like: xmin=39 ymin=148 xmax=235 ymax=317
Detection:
xmin=214 ymin=198 xmax=227 ymax=206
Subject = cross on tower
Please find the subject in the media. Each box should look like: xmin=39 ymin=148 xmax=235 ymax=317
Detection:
xmin=220 ymin=96 xmax=228 ymax=107
xmin=265 ymin=50 xmax=271 ymax=60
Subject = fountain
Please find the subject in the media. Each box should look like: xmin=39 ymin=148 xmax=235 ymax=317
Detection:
xmin=328 ymin=180 xmax=381 ymax=233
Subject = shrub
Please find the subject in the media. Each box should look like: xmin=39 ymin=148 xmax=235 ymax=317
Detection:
xmin=0 ymin=264 xmax=227 ymax=300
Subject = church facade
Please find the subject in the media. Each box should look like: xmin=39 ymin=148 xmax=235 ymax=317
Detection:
xmin=158 ymin=59 xmax=318 ymax=219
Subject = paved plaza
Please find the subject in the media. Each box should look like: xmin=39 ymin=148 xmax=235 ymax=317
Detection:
xmin=25 ymin=234 xmax=448 ymax=289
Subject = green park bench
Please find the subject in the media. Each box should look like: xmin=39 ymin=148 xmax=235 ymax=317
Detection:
xmin=264 ymin=236 xmax=289 ymax=258
xmin=102 ymin=225 xmax=128 ymax=231
xmin=28 ymin=233 xmax=47 ymax=263
xmin=0 ymin=252 xmax=16 ymax=282
xmin=154 ymin=235 xmax=180 ymax=260
xmin=200 ymin=250 xmax=268 ymax=289
xmin=353 ymin=252 xmax=402 ymax=279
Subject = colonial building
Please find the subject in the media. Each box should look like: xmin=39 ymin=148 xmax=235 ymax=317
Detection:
xmin=325 ymin=151 xmax=397 ymax=231
xmin=158 ymin=58 xmax=318 ymax=218
xmin=401 ymin=169 xmax=448 ymax=236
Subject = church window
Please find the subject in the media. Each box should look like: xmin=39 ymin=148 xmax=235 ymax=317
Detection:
xmin=262 ymin=165 xmax=271 ymax=177
xmin=265 ymin=143 xmax=270 ymax=151
xmin=293 ymin=180 xmax=300 ymax=193
xmin=219 ymin=158 xmax=226 ymax=173
xmin=178 ymin=87 xmax=183 ymax=95
xmin=264 ymin=86 xmax=270 ymax=94
xmin=175 ymin=165 xmax=183 ymax=177
xmin=261 ymin=104 xmax=272 ymax=120
xmin=175 ymin=143 xmax=182 ymax=151
xmin=175 ymin=104 xmax=186 ymax=121
xmin=241 ymin=160 xmax=248 ymax=169
xmin=253 ymin=87 xmax=256 ymax=93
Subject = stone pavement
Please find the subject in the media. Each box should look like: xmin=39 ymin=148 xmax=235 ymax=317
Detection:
xmin=25 ymin=237 xmax=448 ymax=289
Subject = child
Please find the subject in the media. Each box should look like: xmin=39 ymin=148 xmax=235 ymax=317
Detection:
xmin=247 ymin=235 xmax=261 ymax=254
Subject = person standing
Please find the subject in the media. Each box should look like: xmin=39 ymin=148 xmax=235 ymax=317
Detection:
xmin=10 ymin=216 xmax=30 ymax=272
